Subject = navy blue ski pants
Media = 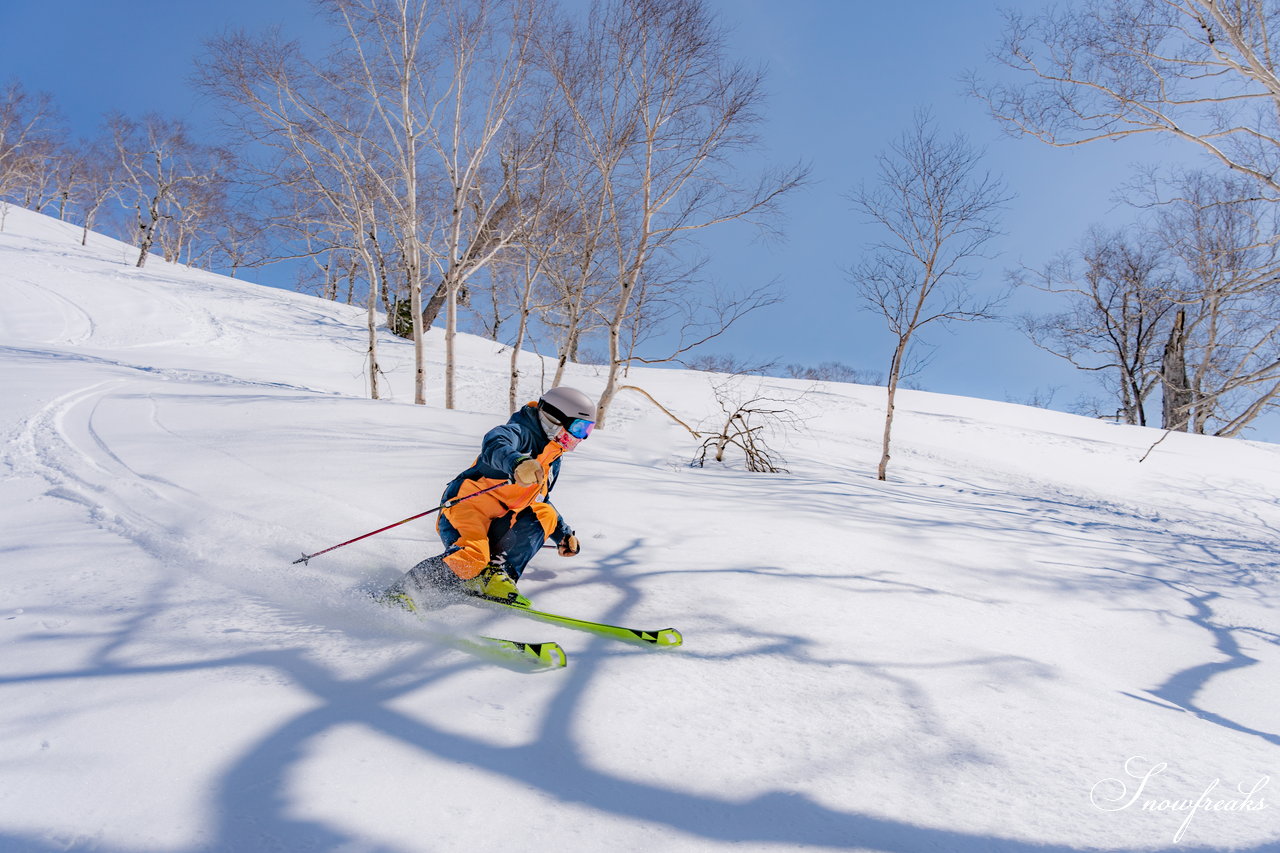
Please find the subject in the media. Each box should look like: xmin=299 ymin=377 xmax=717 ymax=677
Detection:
xmin=437 ymin=507 xmax=546 ymax=580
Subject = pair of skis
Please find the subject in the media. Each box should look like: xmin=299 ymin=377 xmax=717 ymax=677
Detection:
xmin=444 ymin=598 xmax=683 ymax=671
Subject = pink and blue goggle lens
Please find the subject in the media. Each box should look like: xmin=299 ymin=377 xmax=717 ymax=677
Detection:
xmin=567 ymin=418 xmax=594 ymax=440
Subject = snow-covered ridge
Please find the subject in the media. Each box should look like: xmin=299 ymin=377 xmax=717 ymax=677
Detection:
xmin=1 ymin=205 xmax=1277 ymax=852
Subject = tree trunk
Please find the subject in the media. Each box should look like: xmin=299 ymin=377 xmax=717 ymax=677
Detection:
xmin=405 ymin=188 xmax=424 ymax=404
xmin=877 ymin=342 xmax=909 ymax=481
xmin=598 ymin=234 xmax=646 ymax=428
xmin=509 ymin=261 xmax=538 ymax=414
xmin=409 ymin=257 xmax=425 ymax=406
xmin=445 ymin=268 xmax=459 ymax=410
xmin=877 ymin=385 xmax=896 ymax=482
xmin=553 ymin=322 xmax=581 ymax=387
xmin=597 ymin=275 xmax=634 ymax=429
xmin=323 ymin=255 xmax=338 ymax=301
xmin=420 ymin=279 xmax=448 ymax=332
xmin=1161 ymin=309 xmax=1190 ymax=431
xmin=1127 ymin=365 xmax=1147 ymax=427
xmin=367 ymin=286 xmax=380 ymax=401
xmin=136 ymin=219 xmax=156 ymax=267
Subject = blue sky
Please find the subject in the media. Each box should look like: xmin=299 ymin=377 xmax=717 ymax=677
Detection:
xmin=2 ymin=1 xmax=1209 ymax=424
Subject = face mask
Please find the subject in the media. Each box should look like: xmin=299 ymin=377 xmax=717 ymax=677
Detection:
xmin=553 ymin=426 xmax=584 ymax=451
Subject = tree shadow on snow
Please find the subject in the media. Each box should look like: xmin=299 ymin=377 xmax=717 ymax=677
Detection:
xmin=3 ymin=537 xmax=1277 ymax=853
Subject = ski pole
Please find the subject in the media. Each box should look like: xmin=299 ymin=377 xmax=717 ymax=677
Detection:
xmin=292 ymin=481 xmax=510 ymax=565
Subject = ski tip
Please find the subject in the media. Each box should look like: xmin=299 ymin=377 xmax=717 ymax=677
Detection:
xmin=482 ymin=637 xmax=568 ymax=670
xmin=654 ymin=628 xmax=682 ymax=647
xmin=531 ymin=642 xmax=569 ymax=668
xmin=632 ymin=628 xmax=683 ymax=646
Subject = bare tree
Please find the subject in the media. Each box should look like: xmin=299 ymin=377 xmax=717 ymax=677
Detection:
xmin=0 ymin=81 xmax=60 ymax=229
xmin=1015 ymin=226 xmax=1173 ymax=427
xmin=687 ymin=353 xmax=775 ymax=376
xmin=537 ymin=160 xmax=614 ymax=387
xmin=319 ymin=0 xmax=439 ymax=404
xmin=976 ymin=0 xmax=1280 ymax=199
xmin=974 ymin=0 xmax=1280 ymax=436
xmin=217 ymin=0 xmax=545 ymax=409
xmin=505 ymin=251 xmax=547 ymax=412
xmin=109 ymin=113 xmax=222 ymax=268
xmin=202 ymin=22 xmax=431 ymax=401
xmin=16 ymin=135 xmax=62 ymax=213
xmin=159 ymin=147 xmax=234 ymax=267
xmin=848 ymin=112 xmax=1008 ymax=481
xmin=692 ymin=378 xmax=805 ymax=474
xmin=1154 ymin=171 xmax=1280 ymax=436
xmin=497 ymin=130 xmax=575 ymax=411
xmin=783 ymin=361 xmax=882 ymax=385
xmin=628 ymin=277 xmax=782 ymax=374
xmin=75 ymin=137 xmax=119 ymax=247
xmin=414 ymin=0 xmax=548 ymax=410
xmin=52 ymin=143 xmax=90 ymax=222
xmin=208 ymin=190 xmax=272 ymax=278
xmin=546 ymin=0 xmax=807 ymax=428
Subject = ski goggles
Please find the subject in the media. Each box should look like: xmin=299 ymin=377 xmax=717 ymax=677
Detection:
xmin=565 ymin=418 xmax=595 ymax=440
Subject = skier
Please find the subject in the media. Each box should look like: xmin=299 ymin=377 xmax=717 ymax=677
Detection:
xmin=383 ymin=386 xmax=596 ymax=610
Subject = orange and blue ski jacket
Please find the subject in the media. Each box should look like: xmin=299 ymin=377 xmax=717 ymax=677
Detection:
xmin=437 ymin=403 xmax=573 ymax=578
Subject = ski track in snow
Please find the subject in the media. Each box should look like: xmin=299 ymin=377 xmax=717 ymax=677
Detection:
xmin=1 ymin=207 xmax=1278 ymax=852
xmin=3 ymin=271 xmax=97 ymax=345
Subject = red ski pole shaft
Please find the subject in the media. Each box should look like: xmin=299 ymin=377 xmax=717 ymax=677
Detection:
xmin=292 ymin=481 xmax=509 ymax=565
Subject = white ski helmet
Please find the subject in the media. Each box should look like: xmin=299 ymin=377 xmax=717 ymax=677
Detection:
xmin=538 ymin=387 xmax=597 ymax=450
xmin=538 ymin=386 xmax=596 ymax=426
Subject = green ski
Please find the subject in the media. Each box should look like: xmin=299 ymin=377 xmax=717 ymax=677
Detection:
xmin=481 ymin=598 xmax=683 ymax=647
xmin=463 ymin=635 xmax=569 ymax=669
xmin=373 ymin=588 xmax=568 ymax=670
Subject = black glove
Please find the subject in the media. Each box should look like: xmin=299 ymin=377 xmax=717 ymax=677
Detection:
xmin=557 ymin=533 xmax=580 ymax=556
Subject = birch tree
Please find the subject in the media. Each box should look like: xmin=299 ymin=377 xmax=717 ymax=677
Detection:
xmin=414 ymin=0 xmax=548 ymax=410
xmin=109 ymin=114 xmax=221 ymax=268
xmin=16 ymin=135 xmax=61 ymax=213
xmin=0 ymin=82 xmax=59 ymax=229
xmin=977 ymin=0 xmax=1280 ymax=200
xmin=974 ymin=0 xmax=1280 ymax=435
xmin=320 ymin=0 xmax=438 ymax=404
xmin=52 ymin=143 xmax=89 ymax=222
xmin=500 ymin=130 xmax=576 ymax=409
xmin=215 ymin=0 xmax=545 ymax=408
xmin=1015 ymin=227 xmax=1173 ymax=426
xmin=547 ymin=0 xmax=806 ymax=428
xmin=539 ymin=163 xmax=613 ymax=387
xmin=160 ymin=148 xmax=234 ymax=267
xmin=848 ymin=113 xmax=1008 ymax=481
xmin=75 ymin=138 xmax=118 ymax=247
xmin=203 ymin=20 xmax=432 ymax=400
xmin=1155 ymin=171 xmax=1280 ymax=435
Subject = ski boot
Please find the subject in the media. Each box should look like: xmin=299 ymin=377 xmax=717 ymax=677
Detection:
xmin=461 ymin=565 xmax=530 ymax=607
xmin=374 ymin=585 xmax=418 ymax=613
xmin=376 ymin=555 xmax=460 ymax=611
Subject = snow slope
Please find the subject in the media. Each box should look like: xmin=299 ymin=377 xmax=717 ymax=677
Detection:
xmin=2 ymin=206 xmax=1278 ymax=852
